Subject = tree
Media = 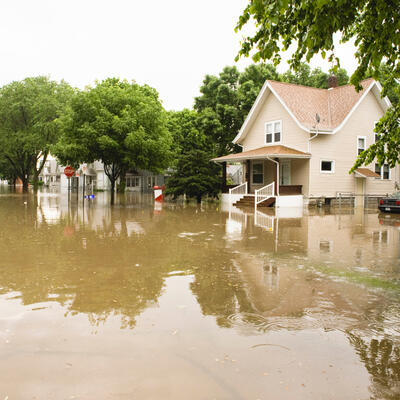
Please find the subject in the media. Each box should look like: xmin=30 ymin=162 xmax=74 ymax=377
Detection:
xmin=235 ymin=0 xmax=400 ymax=170
xmin=0 ymin=156 xmax=18 ymax=185
xmin=54 ymin=78 xmax=171 ymax=204
xmin=0 ymin=77 xmax=73 ymax=191
xmin=165 ymin=110 xmax=220 ymax=203
xmin=195 ymin=64 xmax=279 ymax=156
xmin=279 ymin=63 xmax=349 ymax=88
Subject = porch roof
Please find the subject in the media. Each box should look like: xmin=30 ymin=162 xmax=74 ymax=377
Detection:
xmin=212 ymin=145 xmax=311 ymax=163
xmin=354 ymin=168 xmax=380 ymax=178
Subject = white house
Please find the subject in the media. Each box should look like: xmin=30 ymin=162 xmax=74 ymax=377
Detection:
xmin=213 ymin=78 xmax=396 ymax=208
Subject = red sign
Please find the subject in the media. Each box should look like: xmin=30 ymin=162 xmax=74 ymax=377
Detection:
xmin=64 ymin=165 xmax=75 ymax=178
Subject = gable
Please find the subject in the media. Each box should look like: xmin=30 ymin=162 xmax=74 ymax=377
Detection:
xmin=234 ymin=78 xmax=390 ymax=145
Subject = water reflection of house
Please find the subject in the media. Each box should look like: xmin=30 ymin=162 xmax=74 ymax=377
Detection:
xmin=225 ymin=205 xmax=400 ymax=275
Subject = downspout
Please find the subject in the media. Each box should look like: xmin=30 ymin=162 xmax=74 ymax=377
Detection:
xmin=308 ymin=129 xmax=319 ymax=200
xmin=308 ymin=129 xmax=319 ymax=152
xmin=266 ymin=156 xmax=279 ymax=196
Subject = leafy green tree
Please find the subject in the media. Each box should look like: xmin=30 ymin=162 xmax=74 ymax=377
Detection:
xmin=195 ymin=64 xmax=279 ymax=156
xmin=165 ymin=110 xmax=220 ymax=203
xmin=0 ymin=76 xmax=73 ymax=191
xmin=54 ymin=78 xmax=171 ymax=204
xmin=0 ymin=156 xmax=18 ymax=185
xmin=365 ymin=63 xmax=399 ymax=106
xmin=235 ymin=0 xmax=400 ymax=170
xmin=280 ymin=63 xmax=349 ymax=88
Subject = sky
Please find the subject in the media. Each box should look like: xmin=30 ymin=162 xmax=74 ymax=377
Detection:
xmin=0 ymin=0 xmax=359 ymax=111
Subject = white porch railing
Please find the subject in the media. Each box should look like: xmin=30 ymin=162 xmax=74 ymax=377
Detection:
xmin=255 ymin=182 xmax=275 ymax=212
xmin=229 ymin=181 xmax=248 ymax=195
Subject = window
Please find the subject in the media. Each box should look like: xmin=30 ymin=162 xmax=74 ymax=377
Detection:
xmin=252 ymin=162 xmax=264 ymax=184
xmin=147 ymin=176 xmax=156 ymax=188
xmin=357 ymin=136 xmax=366 ymax=155
xmin=126 ymin=176 xmax=140 ymax=187
xmin=265 ymin=120 xmax=281 ymax=144
xmin=375 ymin=163 xmax=390 ymax=180
xmin=374 ymin=121 xmax=380 ymax=143
xmin=320 ymin=160 xmax=334 ymax=173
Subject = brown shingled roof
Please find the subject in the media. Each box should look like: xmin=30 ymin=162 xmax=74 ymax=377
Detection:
xmin=355 ymin=168 xmax=380 ymax=178
xmin=268 ymin=78 xmax=375 ymax=130
xmin=212 ymin=145 xmax=311 ymax=162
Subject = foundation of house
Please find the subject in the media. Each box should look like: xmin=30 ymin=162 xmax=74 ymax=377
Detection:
xmin=221 ymin=193 xmax=304 ymax=208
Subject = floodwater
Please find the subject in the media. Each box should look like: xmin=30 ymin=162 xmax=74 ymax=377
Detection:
xmin=1 ymin=190 xmax=400 ymax=400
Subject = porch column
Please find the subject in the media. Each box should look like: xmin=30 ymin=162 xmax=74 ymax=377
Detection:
xmin=273 ymin=158 xmax=279 ymax=195
xmin=246 ymin=159 xmax=251 ymax=183
xmin=222 ymin=162 xmax=227 ymax=193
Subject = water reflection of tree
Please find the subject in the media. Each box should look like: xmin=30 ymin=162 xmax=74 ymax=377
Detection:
xmin=190 ymin=259 xmax=255 ymax=328
xmin=0 ymin=197 xmax=168 ymax=329
xmin=347 ymin=333 xmax=400 ymax=400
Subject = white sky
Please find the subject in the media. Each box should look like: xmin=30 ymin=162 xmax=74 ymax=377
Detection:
xmin=0 ymin=0 xmax=359 ymax=111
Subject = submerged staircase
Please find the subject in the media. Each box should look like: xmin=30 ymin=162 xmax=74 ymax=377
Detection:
xmin=234 ymin=195 xmax=275 ymax=208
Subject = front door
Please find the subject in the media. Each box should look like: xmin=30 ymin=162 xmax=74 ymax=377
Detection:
xmin=279 ymin=160 xmax=291 ymax=185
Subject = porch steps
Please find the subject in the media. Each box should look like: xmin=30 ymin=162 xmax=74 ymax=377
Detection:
xmin=234 ymin=195 xmax=275 ymax=208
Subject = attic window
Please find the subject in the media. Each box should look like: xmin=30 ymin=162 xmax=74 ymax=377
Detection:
xmin=265 ymin=120 xmax=281 ymax=144
xmin=357 ymin=136 xmax=366 ymax=155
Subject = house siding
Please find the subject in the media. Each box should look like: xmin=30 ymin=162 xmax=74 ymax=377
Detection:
xmin=241 ymin=92 xmax=309 ymax=153
xmin=291 ymin=159 xmax=310 ymax=197
xmin=308 ymin=90 xmax=397 ymax=198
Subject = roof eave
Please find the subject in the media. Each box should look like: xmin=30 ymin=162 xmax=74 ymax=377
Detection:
xmin=332 ymin=80 xmax=387 ymax=134
xmin=212 ymin=153 xmax=311 ymax=163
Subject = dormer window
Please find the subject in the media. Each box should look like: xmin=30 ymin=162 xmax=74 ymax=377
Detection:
xmin=265 ymin=120 xmax=281 ymax=144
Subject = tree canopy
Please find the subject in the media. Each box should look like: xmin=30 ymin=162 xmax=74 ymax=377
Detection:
xmin=0 ymin=76 xmax=73 ymax=190
xmin=235 ymin=0 xmax=400 ymax=171
xmin=54 ymin=78 xmax=171 ymax=204
xmin=165 ymin=109 xmax=220 ymax=203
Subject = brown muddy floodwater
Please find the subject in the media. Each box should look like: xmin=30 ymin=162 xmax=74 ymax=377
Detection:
xmin=0 ymin=189 xmax=400 ymax=400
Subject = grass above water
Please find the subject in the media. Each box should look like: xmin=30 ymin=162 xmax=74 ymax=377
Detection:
xmin=312 ymin=264 xmax=400 ymax=292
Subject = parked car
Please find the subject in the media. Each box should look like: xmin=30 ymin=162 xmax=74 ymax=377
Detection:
xmin=378 ymin=192 xmax=400 ymax=213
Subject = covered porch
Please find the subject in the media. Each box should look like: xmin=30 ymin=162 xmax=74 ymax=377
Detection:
xmin=212 ymin=145 xmax=311 ymax=208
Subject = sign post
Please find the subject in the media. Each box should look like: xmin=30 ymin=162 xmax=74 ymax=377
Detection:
xmin=64 ymin=165 xmax=75 ymax=196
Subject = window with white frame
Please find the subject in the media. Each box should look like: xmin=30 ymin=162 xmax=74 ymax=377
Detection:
xmin=147 ymin=176 xmax=156 ymax=188
xmin=265 ymin=120 xmax=281 ymax=144
xmin=320 ymin=160 xmax=335 ymax=173
xmin=252 ymin=162 xmax=264 ymax=184
xmin=373 ymin=121 xmax=380 ymax=143
xmin=126 ymin=176 xmax=141 ymax=187
xmin=357 ymin=136 xmax=366 ymax=155
xmin=375 ymin=163 xmax=390 ymax=180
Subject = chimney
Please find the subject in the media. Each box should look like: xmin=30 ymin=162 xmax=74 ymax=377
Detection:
xmin=328 ymin=75 xmax=338 ymax=89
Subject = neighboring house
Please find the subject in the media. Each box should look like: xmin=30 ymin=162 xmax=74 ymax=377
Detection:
xmin=125 ymin=169 xmax=166 ymax=192
xmin=213 ymin=78 xmax=396 ymax=207
xmin=39 ymin=157 xmax=165 ymax=193
xmin=39 ymin=154 xmax=61 ymax=186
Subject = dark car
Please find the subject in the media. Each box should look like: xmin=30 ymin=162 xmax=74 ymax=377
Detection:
xmin=378 ymin=192 xmax=400 ymax=213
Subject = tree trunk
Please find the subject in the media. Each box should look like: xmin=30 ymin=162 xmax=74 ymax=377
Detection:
xmin=32 ymin=171 xmax=39 ymax=192
xmin=22 ymin=176 xmax=29 ymax=192
xmin=34 ymin=151 xmax=47 ymax=192
xmin=196 ymin=194 xmax=202 ymax=204
xmin=110 ymin=179 xmax=116 ymax=205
